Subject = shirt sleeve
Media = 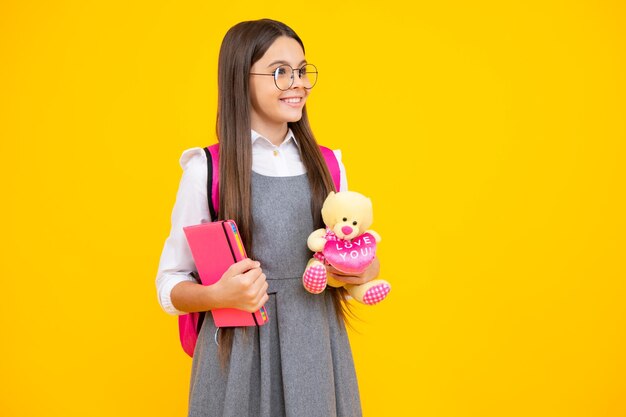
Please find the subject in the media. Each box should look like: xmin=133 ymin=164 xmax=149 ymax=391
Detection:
xmin=155 ymin=148 xmax=211 ymax=315
xmin=332 ymin=149 xmax=349 ymax=192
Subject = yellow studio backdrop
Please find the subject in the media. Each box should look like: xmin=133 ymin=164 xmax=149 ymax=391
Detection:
xmin=1 ymin=1 xmax=625 ymax=416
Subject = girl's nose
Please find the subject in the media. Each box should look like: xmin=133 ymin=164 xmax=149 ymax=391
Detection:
xmin=341 ymin=226 xmax=353 ymax=236
xmin=291 ymin=70 xmax=305 ymax=88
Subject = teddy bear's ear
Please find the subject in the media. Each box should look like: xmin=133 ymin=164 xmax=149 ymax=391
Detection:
xmin=355 ymin=196 xmax=374 ymax=230
xmin=322 ymin=192 xmax=335 ymax=207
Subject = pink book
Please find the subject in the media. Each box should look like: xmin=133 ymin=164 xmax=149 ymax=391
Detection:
xmin=183 ymin=220 xmax=268 ymax=327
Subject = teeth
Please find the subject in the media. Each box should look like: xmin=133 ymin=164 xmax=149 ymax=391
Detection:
xmin=281 ymin=97 xmax=302 ymax=103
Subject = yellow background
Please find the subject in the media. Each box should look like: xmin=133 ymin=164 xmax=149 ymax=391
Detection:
xmin=1 ymin=1 xmax=625 ymax=416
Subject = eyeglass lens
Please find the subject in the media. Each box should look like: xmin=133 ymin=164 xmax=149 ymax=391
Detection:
xmin=274 ymin=64 xmax=318 ymax=90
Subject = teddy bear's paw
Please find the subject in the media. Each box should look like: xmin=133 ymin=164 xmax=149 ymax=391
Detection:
xmin=303 ymin=263 xmax=327 ymax=294
xmin=362 ymin=282 xmax=391 ymax=305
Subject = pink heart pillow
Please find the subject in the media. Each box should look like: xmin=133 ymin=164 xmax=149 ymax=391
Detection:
xmin=323 ymin=232 xmax=377 ymax=274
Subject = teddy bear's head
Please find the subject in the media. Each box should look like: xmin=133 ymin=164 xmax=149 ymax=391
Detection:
xmin=321 ymin=191 xmax=373 ymax=240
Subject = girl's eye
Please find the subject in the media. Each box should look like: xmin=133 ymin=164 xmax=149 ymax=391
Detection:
xmin=275 ymin=67 xmax=288 ymax=76
xmin=352 ymin=221 xmax=357 ymax=226
xmin=342 ymin=217 xmax=347 ymax=222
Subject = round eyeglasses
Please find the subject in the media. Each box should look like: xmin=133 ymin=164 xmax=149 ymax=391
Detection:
xmin=250 ymin=64 xmax=318 ymax=91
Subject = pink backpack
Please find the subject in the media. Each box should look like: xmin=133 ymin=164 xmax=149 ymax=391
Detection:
xmin=178 ymin=143 xmax=342 ymax=357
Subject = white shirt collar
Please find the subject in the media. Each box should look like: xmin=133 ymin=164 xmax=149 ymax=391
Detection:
xmin=251 ymin=128 xmax=299 ymax=149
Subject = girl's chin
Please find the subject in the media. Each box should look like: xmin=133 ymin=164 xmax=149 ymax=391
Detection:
xmin=280 ymin=109 xmax=304 ymax=123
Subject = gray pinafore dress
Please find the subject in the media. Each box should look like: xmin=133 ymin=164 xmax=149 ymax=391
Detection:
xmin=187 ymin=172 xmax=362 ymax=417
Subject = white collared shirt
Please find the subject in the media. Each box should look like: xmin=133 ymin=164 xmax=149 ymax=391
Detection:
xmin=155 ymin=129 xmax=348 ymax=315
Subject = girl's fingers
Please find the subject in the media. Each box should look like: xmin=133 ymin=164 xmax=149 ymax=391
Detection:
xmin=245 ymin=272 xmax=266 ymax=293
xmin=326 ymin=266 xmax=351 ymax=277
xmin=241 ymin=267 xmax=264 ymax=285
xmin=222 ymin=259 xmax=270 ymax=311
xmin=243 ymin=282 xmax=269 ymax=312
xmin=326 ymin=257 xmax=380 ymax=285
xmin=256 ymin=293 xmax=269 ymax=310
xmin=238 ymin=270 xmax=267 ymax=305
xmin=227 ymin=258 xmax=261 ymax=277
xmin=252 ymin=291 xmax=270 ymax=311
xmin=328 ymin=274 xmax=366 ymax=285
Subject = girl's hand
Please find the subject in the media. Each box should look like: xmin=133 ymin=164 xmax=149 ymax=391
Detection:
xmin=326 ymin=256 xmax=380 ymax=286
xmin=212 ymin=258 xmax=269 ymax=312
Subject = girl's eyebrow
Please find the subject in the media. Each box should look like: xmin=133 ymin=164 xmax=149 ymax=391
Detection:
xmin=266 ymin=59 xmax=307 ymax=68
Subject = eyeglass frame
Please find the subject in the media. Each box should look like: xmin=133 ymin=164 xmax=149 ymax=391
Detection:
xmin=250 ymin=64 xmax=318 ymax=91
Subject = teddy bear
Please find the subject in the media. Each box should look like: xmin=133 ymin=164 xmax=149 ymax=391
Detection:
xmin=302 ymin=191 xmax=391 ymax=305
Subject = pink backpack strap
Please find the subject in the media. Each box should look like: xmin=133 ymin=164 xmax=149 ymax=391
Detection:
xmin=180 ymin=144 xmax=219 ymax=358
xmin=319 ymin=145 xmax=341 ymax=191
xmin=203 ymin=144 xmax=220 ymax=220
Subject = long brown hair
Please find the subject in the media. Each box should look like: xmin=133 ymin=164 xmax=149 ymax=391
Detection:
xmin=214 ymin=19 xmax=349 ymax=364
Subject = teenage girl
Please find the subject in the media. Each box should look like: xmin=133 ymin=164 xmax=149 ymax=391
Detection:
xmin=156 ymin=18 xmax=380 ymax=417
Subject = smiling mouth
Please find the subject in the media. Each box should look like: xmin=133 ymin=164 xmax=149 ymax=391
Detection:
xmin=280 ymin=97 xmax=303 ymax=104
